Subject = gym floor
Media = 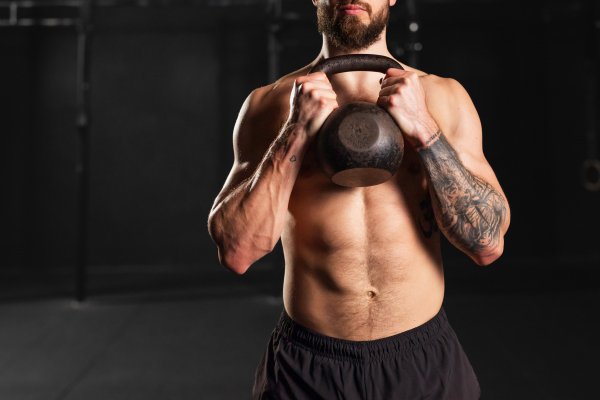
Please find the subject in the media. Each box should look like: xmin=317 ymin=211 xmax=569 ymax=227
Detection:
xmin=0 ymin=265 xmax=597 ymax=400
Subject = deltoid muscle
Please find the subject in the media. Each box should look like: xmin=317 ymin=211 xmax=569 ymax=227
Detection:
xmin=419 ymin=132 xmax=507 ymax=256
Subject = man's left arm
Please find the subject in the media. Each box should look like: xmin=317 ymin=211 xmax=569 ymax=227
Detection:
xmin=378 ymin=69 xmax=510 ymax=266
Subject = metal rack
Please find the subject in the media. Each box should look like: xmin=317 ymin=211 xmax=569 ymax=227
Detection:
xmin=0 ymin=0 xmax=94 ymax=302
xmin=0 ymin=0 xmax=273 ymax=302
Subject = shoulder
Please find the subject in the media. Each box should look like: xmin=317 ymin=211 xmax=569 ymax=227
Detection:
xmin=233 ymin=67 xmax=309 ymax=164
xmin=238 ymin=67 xmax=310 ymax=126
xmin=399 ymin=64 xmax=473 ymax=123
xmin=421 ymin=74 xmax=479 ymax=131
xmin=244 ymin=66 xmax=310 ymax=116
xmin=418 ymin=73 xmax=483 ymax=156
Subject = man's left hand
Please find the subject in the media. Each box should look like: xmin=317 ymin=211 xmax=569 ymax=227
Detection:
xmin=377 ymin=68 xmax=440 ymax=148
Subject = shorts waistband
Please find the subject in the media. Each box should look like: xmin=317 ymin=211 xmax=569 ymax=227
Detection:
xmin=276 ymin=307 xmax=449 ymax=362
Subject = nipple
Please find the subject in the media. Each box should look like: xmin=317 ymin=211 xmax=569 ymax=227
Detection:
xmin=367 ymin=291 xmax=376 ymax=299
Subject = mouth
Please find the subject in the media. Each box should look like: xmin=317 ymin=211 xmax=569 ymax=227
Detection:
xmin=340 ymin=5 xmax=366 ymax=15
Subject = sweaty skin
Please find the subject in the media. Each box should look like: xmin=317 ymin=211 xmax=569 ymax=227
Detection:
xmin=208 ymin=0 xmax=510 ymax=341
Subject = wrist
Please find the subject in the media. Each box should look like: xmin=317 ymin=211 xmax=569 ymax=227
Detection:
xmin=271 ymin=123 xmax=309 ymax=165
xmin=284 ymin=126 xmax=311 ymax=153
xmin=412 ymin=121 xmax=441 ymax=151
xmin=290 ymin=124 xmax=309 ymax=144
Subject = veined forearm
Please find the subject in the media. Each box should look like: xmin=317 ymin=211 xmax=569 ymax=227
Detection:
xmin=418 ymin=131 xmax=508 ymax=263
xmin=209 ymin=124 xmax=308 ymax=271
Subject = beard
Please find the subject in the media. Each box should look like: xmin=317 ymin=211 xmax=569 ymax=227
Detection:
xmin=317 ymin=1 xmax=390 ymax=52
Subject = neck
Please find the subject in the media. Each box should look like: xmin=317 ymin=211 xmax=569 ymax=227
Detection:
xmin=311 ymin=29 xmax=396 ymax=103
xmin=316 ymin=28 xmax=394 ymax=60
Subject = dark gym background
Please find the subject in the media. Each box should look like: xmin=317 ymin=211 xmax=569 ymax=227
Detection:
xmin=1 ymin=0 xmax=599 ymax=399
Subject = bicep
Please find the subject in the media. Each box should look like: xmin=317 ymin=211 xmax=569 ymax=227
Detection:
xmin=211 ymin=89 xmax=280 ymax=210
xmin=435 ymin=78 xmax=507 ymax=199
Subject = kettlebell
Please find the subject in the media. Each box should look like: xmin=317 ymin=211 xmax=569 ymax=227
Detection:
xmin=308 ymin=54 xmax=405 ymax=187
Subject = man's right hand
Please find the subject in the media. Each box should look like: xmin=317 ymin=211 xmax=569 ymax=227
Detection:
xmin=289 ymin=72 xmax=339 ymax=140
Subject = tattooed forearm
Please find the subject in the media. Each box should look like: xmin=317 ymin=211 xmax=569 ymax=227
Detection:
xmin=414 ymin=130 xmax=442 ymax=151
xmin=418 ymin=132 xmax=507 ymax=257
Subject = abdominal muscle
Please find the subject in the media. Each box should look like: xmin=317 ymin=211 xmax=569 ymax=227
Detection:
xmin=281 ymin=161 xmax=445 ymax=341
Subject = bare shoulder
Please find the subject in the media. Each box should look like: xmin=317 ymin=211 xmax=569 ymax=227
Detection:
xmin=234 ymin=66 xmax=310 ymax=165
xmin=213 ymin=67 xmax=311 ymax=207
xmin=416 ymin=72 xmax=483 ymax=155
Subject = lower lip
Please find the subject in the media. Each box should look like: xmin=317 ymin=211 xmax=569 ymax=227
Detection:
xmin=342 ymin=9 xmax=365 ymax=15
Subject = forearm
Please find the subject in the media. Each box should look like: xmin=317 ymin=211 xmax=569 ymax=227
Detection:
xmin=417 ymin=130 xmax=508 ymax=265
xmin=208 ymin=123 xmax=308 ymax=273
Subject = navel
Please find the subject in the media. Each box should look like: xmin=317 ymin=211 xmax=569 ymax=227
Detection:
xmin=367 ymin=291 xmax=376 ymax=299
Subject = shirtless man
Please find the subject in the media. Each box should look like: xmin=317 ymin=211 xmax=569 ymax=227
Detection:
xmin=208 ymin=0 xmax=510 ymax=398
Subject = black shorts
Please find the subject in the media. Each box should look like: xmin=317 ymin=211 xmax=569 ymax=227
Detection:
xmin=253 ymin=307 xmax=480 ymax=400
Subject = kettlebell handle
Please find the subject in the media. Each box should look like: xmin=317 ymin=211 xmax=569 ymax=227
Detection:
xmin=308 ymin=54 xmax=404 ymax=77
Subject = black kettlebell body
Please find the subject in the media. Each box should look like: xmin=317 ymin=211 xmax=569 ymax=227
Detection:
xmin=308 ymin=55 xmax=405 ymax=187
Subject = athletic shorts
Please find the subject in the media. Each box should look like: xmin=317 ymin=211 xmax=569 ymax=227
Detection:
xmin=253 ymin=307 xmax=480 ymax=400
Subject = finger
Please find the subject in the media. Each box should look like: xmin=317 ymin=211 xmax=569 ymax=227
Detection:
xmin=300 ymin=80 xmax=335 ymax=92
xmin=307 ymin=88 xmax=337 ymax=101
xmin=380 ymin=76 xmax=413 ymax=91
xmin=381 ymin=75 xmax=413 ymax=89
xmin=376 ymin=95 xmax=390 ymax=109
xmin=379 ymin=84 xmax=410 ymax=97
xmin=377 ymin=94 xmax=401 ymax=109
xmin=382 ymin=67 xmax=406 ymax=80
xmin=381 ymin=70 xmax=418 ymax=87
xmin=305 ymin=71 xmax=331 ymax=82
xmin=379 ymin=81 xmax=414 ymax=96
xmin=299 ymin=83 xmax=337 ymax=99
xmin=317 ymin=89 xmax=338 ymax=100
xmin=298 ymin=71 xmax=331 ymax=85
xmin=321 ymin=98 xmax=339 ymax=110
xmin=296 ymin=79 xmax=334 ymax=94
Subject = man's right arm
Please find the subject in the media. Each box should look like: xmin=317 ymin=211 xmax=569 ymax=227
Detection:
xmin=207 ymin=72 xmax=338 ymax=274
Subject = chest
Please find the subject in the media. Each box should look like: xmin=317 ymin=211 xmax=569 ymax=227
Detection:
xmin=289 ymin=139 xmax=430 ymax=246
xmin=286 ymin=140 xmax=434 ymax=256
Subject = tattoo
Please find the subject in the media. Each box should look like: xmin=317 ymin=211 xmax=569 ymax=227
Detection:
xmin=419 ymin=132 xmax=507 ymax=256
xmin=290 ymin=155 xmax=297 ymax=162
xmin=415 ymin=129 xmax=442 ymax=151
xmin=419 ymin=193 xmax=439 ymax=239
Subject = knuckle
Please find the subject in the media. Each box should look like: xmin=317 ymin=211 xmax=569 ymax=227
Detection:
xmin=309 ymin=89 xmax=320 ymax=100
xmin=318 ymin=98 xmax=329 ymax=108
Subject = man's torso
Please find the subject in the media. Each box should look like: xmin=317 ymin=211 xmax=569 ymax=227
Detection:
xmin=252 ymin=62 xmax=453 ymax=341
